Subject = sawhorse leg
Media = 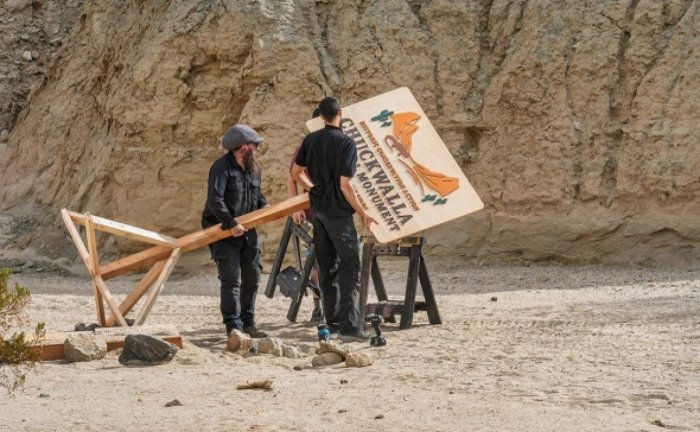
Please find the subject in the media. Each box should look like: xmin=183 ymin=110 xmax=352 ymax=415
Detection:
xmin=419 ymin=253 xmax=441 ymax=325
xmin=265 ymin=217 xmax=294 ymax=298
xmin=286 ymin=245 xmax=316 ymax=322
xmin=399 ymin=244 xmax=421 ymax=330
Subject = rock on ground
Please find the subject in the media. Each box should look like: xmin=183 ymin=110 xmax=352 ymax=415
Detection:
xmin=64 ymin=333 xmax=107 ymax=362
xmin=118 ymin=334 xmax=178 ymax=365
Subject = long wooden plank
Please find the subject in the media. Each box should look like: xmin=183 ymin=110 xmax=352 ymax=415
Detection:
xmin=85 ymin=214 xmax=106 ymax=325
xmin=135 ymin=248 xmax=181 ymax=325
xmin=99 ymin=193 xmax=310 ymax=280
xmin=104 ymin=260 xmax=166 ymax=327
xmin=68 ymin=211 xmax=179 ymax=247
xmin=33 ymin=335 xmax=184 ymax=361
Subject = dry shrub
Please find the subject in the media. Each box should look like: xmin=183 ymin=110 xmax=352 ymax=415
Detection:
xmin=0 ymin=268 xmax=44 ymax=393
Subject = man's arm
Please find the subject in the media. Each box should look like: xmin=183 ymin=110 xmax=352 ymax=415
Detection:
xmin=339 ymin=175 xmax=374 ymax=230
xmin=286 ymin=171 xmax=305 ymax=224
xmin=291 ymin=163 xmax=314 ymax=191
xmin=205 ymin=165 xmax=246 ymax=237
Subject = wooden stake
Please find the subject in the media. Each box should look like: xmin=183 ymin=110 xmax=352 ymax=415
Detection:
xmin=85 ymin=214 xmax=106 ymax=325
xmin=135 ymin=248 xmax=181 ymax=325
xmin=104 ymin=260 xmax=166 ymax=327
xmin=60 ymin=209 xmax=91 ymax=271
xmin=93 ymin=275 xmax=129 ymax=327
xmin=68 ymin=211 xmax=178 ymax=247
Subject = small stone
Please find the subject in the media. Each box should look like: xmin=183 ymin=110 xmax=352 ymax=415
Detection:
xmin=338 ymin=409 xmax=347 ymax=413
xmin=316 ymin=341 xmax=348 ymax=360
xmin=490 ymin=296 xmax=497 ymax=302
xmin=165 ymin=399 xmax=182 ymax=407
xmin=64 ymin=333 xmax=107 ymax=362
xmin=22 ymin=51 xmax=32 ymax=61
xmin=281 ymin=344 xmax=301 ymax=359
xmin=74 ymin=322 xmax=87 ymax=332
xmin=38 ymin=393 xmax=50 ymax=398
xmin=226 ymin=330 xmax=252 ymax=352
xmin=374 ymin=414 xmax=384 ymax=420
xmin=311 ymin=352 xmax=343 ymax=367
xmin=340 ymin=379 xmax=348 ymax=384
xmin=257 ymin=337 xmax=283 ymax=356
xmin=23 ymin=261 xmax=34 ymax=269
xmin=119 ymin=334 xmax=178 ymax=365
xmin=345 ymin=352 xmax=372 ymax=368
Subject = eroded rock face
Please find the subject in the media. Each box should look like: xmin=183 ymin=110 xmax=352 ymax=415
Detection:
xmin=0 ymin=0 xmax=84 ymax=144
xmin=1 ymin=1 xmax=699 ymax=265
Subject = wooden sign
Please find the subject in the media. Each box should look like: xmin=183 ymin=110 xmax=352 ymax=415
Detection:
xmin=307 ymin=87 xmax=484 ymax=243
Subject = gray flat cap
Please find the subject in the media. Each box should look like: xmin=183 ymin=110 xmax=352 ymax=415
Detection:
xmin=221 ymin=124 xmax=263 ymax=150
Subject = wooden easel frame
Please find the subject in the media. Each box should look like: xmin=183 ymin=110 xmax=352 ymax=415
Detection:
xmin=61 ymin=193 xmax=310 ymax=326
xmin=61 ymin=209 xmax=181 ymax=327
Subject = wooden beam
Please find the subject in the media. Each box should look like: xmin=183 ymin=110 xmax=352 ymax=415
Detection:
xmin=135 ymin=248 xmax=181 ymax=325
xmin=104 ymin=260 xmax=166 ymax=327
xmin=99 ymin=193 xmax=310 ymax=280
xmin=32 ymin=332 xmax=183 ymax=361
xmin=93 ymin=276 xmax=129 ymax=327
xmin=85 ymin=214 xmax=106 ymax=325
xmin=68 ymin=211 xmax=179 ymax=247
xmin=60 ymin=209 xmax=91 ymax=271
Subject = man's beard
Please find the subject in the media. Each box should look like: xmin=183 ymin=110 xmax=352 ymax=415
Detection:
xmin=243 ymin=148 xmax=258 ymax=175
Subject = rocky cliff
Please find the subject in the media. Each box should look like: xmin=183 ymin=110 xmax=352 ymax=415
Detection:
xmin=1 ymin=0 xmax=699 ymax=267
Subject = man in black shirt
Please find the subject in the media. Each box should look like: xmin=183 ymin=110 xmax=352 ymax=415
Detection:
xmin=291 ymin=97 xmax=374 ymax=341
xmin=202 ymin=124 xmax=268 ymax=338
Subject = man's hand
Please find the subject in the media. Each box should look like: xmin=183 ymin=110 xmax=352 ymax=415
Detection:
xmin=292 ymin=210 xmax=305 ymax=225
xmin=230 ymin=224 xmax=247 ymax=237
xmin=360 ymin=212 xmax=376 ymax=231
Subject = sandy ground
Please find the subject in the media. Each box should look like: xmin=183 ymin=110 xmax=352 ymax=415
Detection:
xmin=1 ymin=260 xmax=699 ymax=432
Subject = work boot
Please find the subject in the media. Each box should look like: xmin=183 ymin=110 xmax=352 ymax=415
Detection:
xmin=243 ymin=325 xmax=268 ymax=339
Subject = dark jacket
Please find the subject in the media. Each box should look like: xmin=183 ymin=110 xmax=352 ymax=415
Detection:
xmin=202 ymin=152 xmax=267 ymax=230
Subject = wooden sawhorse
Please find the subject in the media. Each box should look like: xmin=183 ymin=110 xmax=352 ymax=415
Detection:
xmin=264 ymin=217 xmax=316 ymax=322
xmin=359 ymin=236 xmax=441 ymax=330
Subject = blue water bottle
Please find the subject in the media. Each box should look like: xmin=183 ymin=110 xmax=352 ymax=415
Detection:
xmin=317 ymin=323 xmax=331 ymax=341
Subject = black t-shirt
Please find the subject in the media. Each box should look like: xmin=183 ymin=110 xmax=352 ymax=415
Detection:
xmin=295 ymin=124 xmax=357 ymax=217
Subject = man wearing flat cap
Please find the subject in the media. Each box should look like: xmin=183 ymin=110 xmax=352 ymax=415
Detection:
xmin=202 ymin=124 xmax=268 ymax=338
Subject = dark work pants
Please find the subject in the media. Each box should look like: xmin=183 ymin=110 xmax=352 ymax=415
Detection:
xmin=312 ymin=212 xmax=361 ymax=334
xmin=210 ymin=233 xmax=260 ymax=334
